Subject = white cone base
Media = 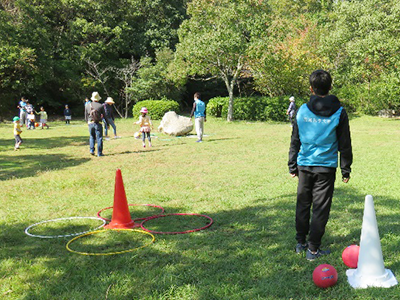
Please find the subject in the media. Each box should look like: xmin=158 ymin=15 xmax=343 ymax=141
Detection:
xmin=346 ymin=268 xmax=398 ymax=289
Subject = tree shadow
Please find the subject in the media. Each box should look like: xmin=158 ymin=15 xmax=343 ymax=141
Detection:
xmin=107 ymin=149 xmax=161 ymax=156
xmin=0 ymin=154 xmax=89 ymax=181
xmin=0 ymin=136 xmax=88 ymax=151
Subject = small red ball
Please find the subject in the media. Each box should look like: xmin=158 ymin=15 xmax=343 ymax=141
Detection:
xmin=342 ymin=245 xmax=360 ymax=268
xmin=313 ymin=264 xmax=338 ymax=288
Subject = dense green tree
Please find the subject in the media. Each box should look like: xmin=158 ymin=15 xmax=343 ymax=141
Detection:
xmin=173 ymin=0 xmax=268 ymax=121
xmin=249 ymin=16 xmax=326 ymax=97
xmin=127 ymin=48 xmax=184 ymax=107
xmin=0 ymin=0 xmax=187 ymax=118
xmin=321 ymin=0 xmax=400 ymax=113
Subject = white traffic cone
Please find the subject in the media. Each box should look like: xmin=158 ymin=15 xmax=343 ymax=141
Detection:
xmin=346 ymin=195 xmax=398 ymax=288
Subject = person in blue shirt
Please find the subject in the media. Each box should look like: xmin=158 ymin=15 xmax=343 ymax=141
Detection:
xmin=288 ymin=70 xmax=352 ymax=261
xmin=190 ymin=92 xmax=206 ymax=143
xmin=17 ymin=97 xmax=27 ymax=127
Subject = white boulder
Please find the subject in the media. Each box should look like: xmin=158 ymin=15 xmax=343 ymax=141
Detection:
xmin=158 ymin=111 xmax=193 ymax=136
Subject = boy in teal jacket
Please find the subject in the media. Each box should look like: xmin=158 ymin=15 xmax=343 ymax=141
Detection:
xmin=288 ymin=70 xmax=353 ymax=261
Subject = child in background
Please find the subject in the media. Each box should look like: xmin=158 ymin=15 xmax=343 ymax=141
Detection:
xmin=13 ymin=116 xmax=23 ymax=150
xmin=25 ymin=100 xmax=34 ymax=128
xmin=286 ymin=96 xmax=296 ymax=126
xmin=27 ymin=111 xmax=36 ymax=129
xmin=134 ymin=107 xmax=153 ymax=148
xmin=35 ymin=106 xmax=50 ymax=129
xmin=64 ymin=105 xmax=72 ymax=124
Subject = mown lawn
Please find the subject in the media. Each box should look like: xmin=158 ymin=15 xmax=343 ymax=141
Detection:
xmin=1 ymin=116 xmax=400 ymax=299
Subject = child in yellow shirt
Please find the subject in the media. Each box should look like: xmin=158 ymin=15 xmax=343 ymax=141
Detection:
xmin=134 ymin=107 xmax=153 ymax=148
xmin=13 ymin=116 xmax=23 ymax=150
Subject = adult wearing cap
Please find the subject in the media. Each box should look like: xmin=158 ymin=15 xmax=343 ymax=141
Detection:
xmin=287 ymin=96 xmax=296 ymax=126
xmin=85 ymin=91 xmax=106 ymax=156
xmin=102 ymin=97 xmax=119 ymax=139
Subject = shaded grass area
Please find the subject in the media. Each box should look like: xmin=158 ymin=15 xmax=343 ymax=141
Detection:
xmin=1 ymin=116 xmax=400 ymax=299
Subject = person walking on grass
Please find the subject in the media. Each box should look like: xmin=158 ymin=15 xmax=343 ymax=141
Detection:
xmin=35 ymin=106 xmax=50 ymax=129
xmin=13 ymin=116 xmax=23 ymax=150
xmin=288 ymin=69 xmax=353 ymax=261
xmin=134 ymin=107 xmax=153 ymax=148
xmin=286 ymin=96 xmax=296 ymax=126
xmin=103 ymin=97 xmax=119 ymax=139
xmin=85 ymin=91 xmax=106 ymax=157
xmin=190 ymin=92 xmax=206 ymax=143
xmin=64 ymin=105 xmax=72 ymax=124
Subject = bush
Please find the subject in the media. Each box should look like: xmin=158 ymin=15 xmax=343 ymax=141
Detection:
xmin=206 ymin=97 xmax=229 ymax=118
xmin=132 ymin=98 xmax=180 ymax=120
xmin=207 ymin=96 xmax=307 ymax=121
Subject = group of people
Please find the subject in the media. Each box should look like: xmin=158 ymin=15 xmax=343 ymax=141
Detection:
xmin=12 ymin=70 xmax=353 ymax=262
xmin=84 ymin=91 xmax=206 ymax=155
xmin=17 ymin=97 xmax=50 ymax=130
xmin=14 ymin=98 xmax=50 ymax=150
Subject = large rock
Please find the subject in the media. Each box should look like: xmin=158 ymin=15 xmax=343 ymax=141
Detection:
xmin=158 ymin=111 xmax=193 ymax=136
xmin=378 ymin=109 xmax=398 ymax=118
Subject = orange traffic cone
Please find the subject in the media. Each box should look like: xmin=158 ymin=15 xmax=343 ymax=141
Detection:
xmin=104 ymin=169 xmax=136 ymax=229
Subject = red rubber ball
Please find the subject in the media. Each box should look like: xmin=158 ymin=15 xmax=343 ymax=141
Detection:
xmin=342 ymin=245 xmax=360 ymax=268
xmin=313 ymin=264 xmax=338 ymax=288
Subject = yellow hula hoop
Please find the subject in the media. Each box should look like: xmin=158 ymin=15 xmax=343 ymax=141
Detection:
xmin=66 ymin=229 xmax=155 ymax=256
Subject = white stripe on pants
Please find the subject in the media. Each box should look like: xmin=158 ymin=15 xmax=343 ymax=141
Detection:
xmin=195 ymin=117 xmax=204 ymax=140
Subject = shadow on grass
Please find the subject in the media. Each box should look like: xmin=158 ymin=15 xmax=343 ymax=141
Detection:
xmin=2 ymin=189 xmax=400 ymax=299
xmin=0 ymin=154 xmax=89 ymax=181
xmin=205 ymin=137 xmax=239 ymax=142
xmin=107 ymin=149 xmax=161 ymax=156
xmin=0 ymin=136 xmax=88 ymax=151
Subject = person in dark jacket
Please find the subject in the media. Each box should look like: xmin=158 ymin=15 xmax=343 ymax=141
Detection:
xmin=64 ymin=105 xmax=72 ymax=124
xmin=102 ymin=97 xmax=119 ymax=139
xmin=85 ymin=91 xmax=106 ymax=157
xmin=288 ymin=69 xmax=352 ymax=261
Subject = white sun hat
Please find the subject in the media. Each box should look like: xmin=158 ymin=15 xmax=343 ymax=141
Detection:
xmin=91 ymin=91 xmax=101 ymax=102
xmin=105 ymin=97 xmax=115 ymax=104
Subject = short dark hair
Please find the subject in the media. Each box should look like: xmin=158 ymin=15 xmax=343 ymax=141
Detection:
xmin=309 ymin=70 xmax=332 ymax=96
xmin=194 ymin=92 xmax=201 ymax=99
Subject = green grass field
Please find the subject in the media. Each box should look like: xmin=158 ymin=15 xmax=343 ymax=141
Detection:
xmin=1 ymin=116 xmax=400 ymax=299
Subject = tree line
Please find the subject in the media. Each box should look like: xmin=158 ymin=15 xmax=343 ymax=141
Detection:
xmin=1 ymin=0 xmax=399 ymax=121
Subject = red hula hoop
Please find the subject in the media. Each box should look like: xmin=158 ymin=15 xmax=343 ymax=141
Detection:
xmin=140 ymin=213 xmax=214 ymax=234
xmin=97 ymin=204 xmax=165 ymax=222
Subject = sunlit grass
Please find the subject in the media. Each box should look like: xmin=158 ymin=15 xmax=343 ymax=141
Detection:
xmin=1 ymin=116 xmax=400 ymax=299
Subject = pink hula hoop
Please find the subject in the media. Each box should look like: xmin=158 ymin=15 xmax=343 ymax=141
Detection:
xmin=97 ymin=204 xmax=165 ymax=222
xmin=140 ymin=213 xmax=213 ymax=234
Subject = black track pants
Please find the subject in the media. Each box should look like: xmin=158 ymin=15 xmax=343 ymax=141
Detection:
xmin=295 ymin=170 xmax=336 ymax=251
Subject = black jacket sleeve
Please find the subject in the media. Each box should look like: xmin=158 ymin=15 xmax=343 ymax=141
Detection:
xmin=336 ymin=108 xmax=352 ymax=178
xmin=288 ymin=111 xmax=300 ymax=174
xmin=189 ymin=102 xmax=196 ymax=118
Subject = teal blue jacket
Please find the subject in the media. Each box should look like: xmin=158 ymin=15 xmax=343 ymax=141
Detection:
xmin=288 ymin=95 xmax=352 ymax=177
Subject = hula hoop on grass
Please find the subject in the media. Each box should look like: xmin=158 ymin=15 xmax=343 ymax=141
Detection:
xmin=97 ymin=204 xmax=165 ymax=222
xmin=66 ymin=229 xmax=155 ymax=256
xmin=24 ymin=217 xmax=106 ymax=239
xmin=140 ymin=213 xmax=213 ymax=234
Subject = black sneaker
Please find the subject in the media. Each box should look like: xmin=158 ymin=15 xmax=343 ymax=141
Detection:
xmin=306 ymin=249 xmax=331 ymax=261
xmin=295 ymin=243 xmax=308 ymax=254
